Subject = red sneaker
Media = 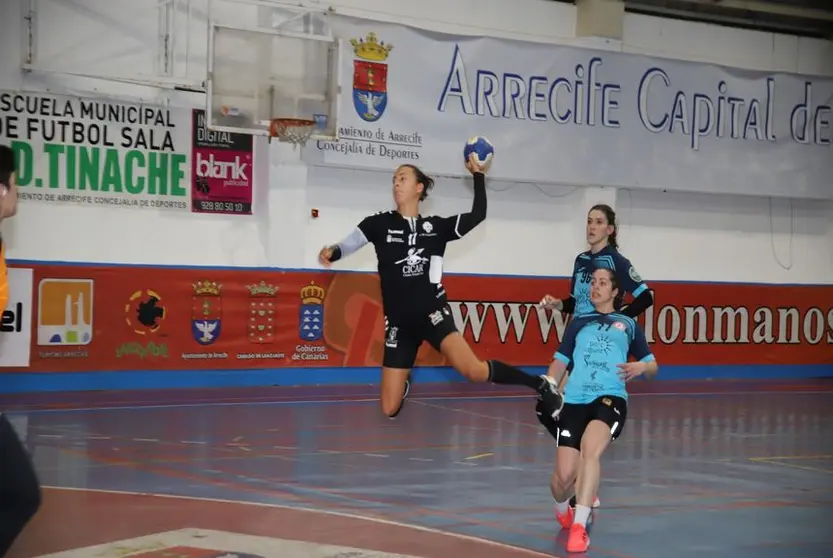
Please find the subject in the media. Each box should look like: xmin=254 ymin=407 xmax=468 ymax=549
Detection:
xmin=555 ymin=505 xmax=574 ymax=529
xmin=566 ymin=523 xmax=590 ymax=553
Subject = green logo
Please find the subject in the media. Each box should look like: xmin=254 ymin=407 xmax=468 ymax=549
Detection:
xmin=116 ymin=341 xmax=169 ymax=359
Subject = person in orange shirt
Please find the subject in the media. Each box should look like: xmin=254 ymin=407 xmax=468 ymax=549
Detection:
xmin=0 ymin=144 xmax=41 ymax=556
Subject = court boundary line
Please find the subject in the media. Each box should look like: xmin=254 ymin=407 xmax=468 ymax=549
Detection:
xmin=14 ymin=388 xmax=833 ymax=413
xmin=40 ymin=486 xmax=558 ymax=558
xmin=748 ymin=457 xmax=833 ymax=475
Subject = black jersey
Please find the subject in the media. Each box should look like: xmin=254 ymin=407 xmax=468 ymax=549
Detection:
xmin=333 ymin=172 xmax=487 ymax=322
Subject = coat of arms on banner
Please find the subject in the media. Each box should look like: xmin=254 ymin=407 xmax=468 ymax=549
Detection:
xmin=299 ymin=281 xmax=326 ymax=342
xmin=191 ymin=281 xmax=222 ymax=345
xmin=351 ymin=32 xmax=393 ymax=122
xmin=247 ymin=281 xmax=278 ymax=344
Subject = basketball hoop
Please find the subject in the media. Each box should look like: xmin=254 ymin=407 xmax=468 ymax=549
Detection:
xmin=269 ymin=118 xmax=317 ymax=147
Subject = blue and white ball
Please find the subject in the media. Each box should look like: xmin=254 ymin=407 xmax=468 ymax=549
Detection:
xmin=463 ymin=136 xmax=494 ymax=167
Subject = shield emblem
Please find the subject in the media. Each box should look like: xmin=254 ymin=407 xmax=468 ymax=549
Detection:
xmin=248 ymin=299 xmax=275 ymax=344
xmin=353 ymin=60 xmax=388 ymax=122
xmin=299 ymin=302 xmax=324 ymax=342
xmin=191 ymin=294 xmax=222 ymax=345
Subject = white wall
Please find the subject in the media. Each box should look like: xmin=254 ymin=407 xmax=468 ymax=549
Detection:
xmin=1 ymin=0 xmax=832 ymax=285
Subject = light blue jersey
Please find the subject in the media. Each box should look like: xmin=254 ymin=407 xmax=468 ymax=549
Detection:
xmin=554 ymin=312 xmax=655 ymax=405
xmin=570 ymin=246 xmax=649 ymax=316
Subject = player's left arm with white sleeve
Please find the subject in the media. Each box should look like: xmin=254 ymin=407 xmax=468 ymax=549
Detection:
xmin=327 ymin=212 xmax=383 ymax=262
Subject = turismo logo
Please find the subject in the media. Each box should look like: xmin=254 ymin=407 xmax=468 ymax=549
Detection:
xmin=33 ymin=277 xmax=92 ymax=361
xmin=37 ymin=278 xmax=94 ymax=346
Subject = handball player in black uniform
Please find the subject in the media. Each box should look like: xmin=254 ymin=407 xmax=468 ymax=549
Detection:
xmin=320 ymin=154 xmax=564 ymax=418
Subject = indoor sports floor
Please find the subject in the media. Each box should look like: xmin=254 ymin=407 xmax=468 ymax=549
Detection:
xmin=3 ymin=379 xmax=831 ymax=558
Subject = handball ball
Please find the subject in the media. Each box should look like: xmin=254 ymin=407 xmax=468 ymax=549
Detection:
xmin=463 ymin=136 xmax=494 ymax=167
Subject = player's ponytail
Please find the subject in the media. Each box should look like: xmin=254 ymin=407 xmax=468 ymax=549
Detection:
xmin=399 ymin=164 xmax=434 ymax=201
xmin=590 ymin=203 xmax=618 ymax=250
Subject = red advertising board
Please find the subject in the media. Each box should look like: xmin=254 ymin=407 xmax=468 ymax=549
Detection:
xmin=8 ymin=263 xmax=833 ymax=372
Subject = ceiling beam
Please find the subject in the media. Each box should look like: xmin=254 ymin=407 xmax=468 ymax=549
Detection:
xmin=628 ymin=0 xmax=833 ymax=21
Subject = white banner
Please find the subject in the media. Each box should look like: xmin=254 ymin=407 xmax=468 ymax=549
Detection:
xmin=0 ymin=91 xmax=192 ymax=211
xmin=310 ymin=17 xmax=833 ymax=200
xmin=0 ymin=267 xmax=34 ymax=368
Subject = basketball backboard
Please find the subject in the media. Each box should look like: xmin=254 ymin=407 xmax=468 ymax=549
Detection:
xmin=206 ymin=10 xmax=341 ymax=143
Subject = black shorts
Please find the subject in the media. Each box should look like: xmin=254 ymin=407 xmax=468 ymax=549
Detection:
xmin=536 ymin=395 xmax=628 ymax=450
xmin=383 ymin=305 xmax=458 ymax=369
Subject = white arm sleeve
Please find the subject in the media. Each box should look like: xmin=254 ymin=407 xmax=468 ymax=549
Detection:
xmin=337 ymin=227 xmax=370 ymax=258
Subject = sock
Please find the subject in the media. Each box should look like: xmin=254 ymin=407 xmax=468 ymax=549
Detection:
xmin=574 ymin=504 xmax=591 ymax=527
xmin=555 ymin=498 xmax=570 ymax=515
xmin=488 ymin=360 xmax=542 ymax=390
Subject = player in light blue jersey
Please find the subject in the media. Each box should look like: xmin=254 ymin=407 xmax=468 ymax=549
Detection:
xmin=536 ymin=267 xmax=659 ymax=554
xmin=540 ymin=204 xmax=653 ymax=320
xmin=538 ymin=203 xmax=654 ymax=510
